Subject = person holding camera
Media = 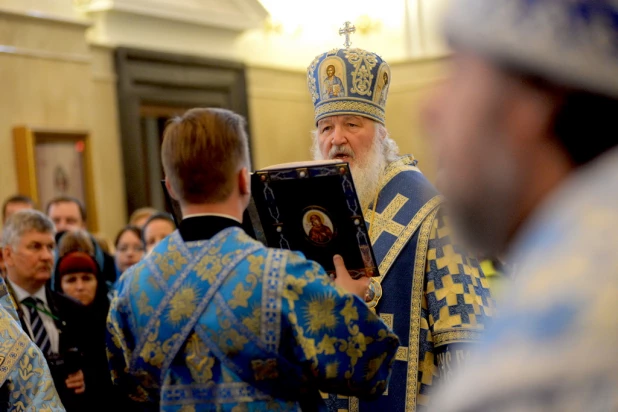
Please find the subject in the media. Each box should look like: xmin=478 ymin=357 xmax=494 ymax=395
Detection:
xmin=2 ymin=209 xmax=87 ymax=411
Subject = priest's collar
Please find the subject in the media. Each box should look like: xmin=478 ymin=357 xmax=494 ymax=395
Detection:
xmin=179 ymin=214 xmax=241 ymax=242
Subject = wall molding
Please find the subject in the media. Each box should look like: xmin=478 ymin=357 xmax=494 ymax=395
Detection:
xmin=0 ymin=45 xmax=91 ymax=64
xmin=77 ymin=0 xmax=267 ymax=32
xmin=0 ymin=7 xmax=90 ymax=28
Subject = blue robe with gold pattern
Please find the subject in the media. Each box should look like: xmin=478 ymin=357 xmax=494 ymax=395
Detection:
xmin=107 ymin=227 xmax=399 ymax=411
xmin=0 ymin=278 xmax=65 ymax=411
xmin=325 ymin=156 xmax=494 ymax=412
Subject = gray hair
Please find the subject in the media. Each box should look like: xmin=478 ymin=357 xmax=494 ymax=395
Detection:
xmin=311 ymin=121 xmax=400 ymax=163
xmin=1 ymin=209 xmax=56 ymax=249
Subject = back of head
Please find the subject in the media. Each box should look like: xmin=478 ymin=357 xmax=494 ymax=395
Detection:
xmin=2 ymin=209 xmax=55 ymax=249
xmin=161 ymin=108 xmax=251 ymax=206
xmin=57 ymin=229 xmax=95 ymax=257
xmin=444 ymin=0 xmax=618 ymax=165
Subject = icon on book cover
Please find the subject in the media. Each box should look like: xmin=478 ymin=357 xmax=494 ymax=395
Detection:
xmin=302 ymin=207 xmax=335 ymax=246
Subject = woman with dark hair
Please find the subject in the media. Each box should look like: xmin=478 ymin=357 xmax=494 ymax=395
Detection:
xmin=55 ymin=248 xmax=117 ymax=411
xmin=142 ymin=213 xmax=176 ymax=255
xmin=114 ymin=226 xmax=145 ymax=276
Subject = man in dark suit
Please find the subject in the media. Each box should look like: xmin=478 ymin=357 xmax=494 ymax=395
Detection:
xmin=2 ymin=209 xmax=87 ymax=411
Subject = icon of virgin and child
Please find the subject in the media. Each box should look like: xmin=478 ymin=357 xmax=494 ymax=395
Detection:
xmin=306 ymin=212 xmax=334 ymax=245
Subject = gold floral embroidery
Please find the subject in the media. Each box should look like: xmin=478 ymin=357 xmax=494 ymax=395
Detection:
xmin=137 ymin=291 xmax=154 ymax=316
xmin=340 ymin=297 xmax=359 ymax=326
xmin=316 ymin=335 xmax=338 ymax=355
xmin=231 ymin=404 xmax=249 ymax=412
xmin=153 ymin=243 xmax=189 ymax=281
xmin=219 ymin=329 xmax=248 ymax=355
xmin=229 ymin=283 xmax=252 ymax=309
xmin=282 ymin=276 xmax=307 ymax=310
xmin=18 ymin=350 xmax=35 ymax=381
xmin=314 ymin=100 xmax=384 ymax=123
xmin=344 ymin=48 xmax=378 ymax=96
xmin=142 ymin=321 xmax=165 ymax=366
xmin=345 ymin=332 xmax=367 ymax=366
xmin=185 ymin=333 xmax=215 ymax=384
xmin=195 ymin=249 xmax=223 ymax=283
xmin=242 ymin=305 xmax=261 ymax=335
xmin=365 ymin=352 xmax=388 ymax=381
xmin=307 ymin=54 xmax=322 ymax=103
xmin=247 ymin=254 xmax=264 ymax=275
xmin=168 ymin=287 xmax=197 ymax=323
xmin=325 ymin=361 xmax=340 ymax=379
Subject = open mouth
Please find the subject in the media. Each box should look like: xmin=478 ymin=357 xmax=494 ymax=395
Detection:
xmin=332 ymin=153 xmax=352 ymax=161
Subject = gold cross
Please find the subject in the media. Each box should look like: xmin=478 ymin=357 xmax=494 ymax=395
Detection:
xmin=368 ymin=194 xmax=408 ymax=242
xmin=339 ymin=21 xmax=356 ymax=49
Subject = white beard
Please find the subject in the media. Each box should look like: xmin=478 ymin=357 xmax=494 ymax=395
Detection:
xmin=313 ymin=133 xmax=388 ymax=211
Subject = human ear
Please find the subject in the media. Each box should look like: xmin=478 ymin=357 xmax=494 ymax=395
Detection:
xmin=239 ymin=167 xmax=251 ymax=196
xmin=165 ymin=177 xmax=179 ymax=201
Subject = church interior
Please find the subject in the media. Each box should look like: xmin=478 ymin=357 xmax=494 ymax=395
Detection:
xmin=0 ymin=0 xmax=449 ymax=239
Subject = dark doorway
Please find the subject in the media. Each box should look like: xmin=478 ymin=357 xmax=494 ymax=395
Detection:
xmin=115 ymin=47 xmax=250 ymax=216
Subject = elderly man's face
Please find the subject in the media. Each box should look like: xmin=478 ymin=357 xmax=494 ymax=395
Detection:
xmin=3 ymin=230 xmax=55 ymax=289
xmin=422 ymin=53 xmax=527 ymax=252
xmin=316 ymin=115 xmax=376 ymax=167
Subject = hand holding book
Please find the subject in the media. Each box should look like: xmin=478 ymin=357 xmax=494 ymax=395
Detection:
xmin=332 ymin=255 xmax=370 ymax=299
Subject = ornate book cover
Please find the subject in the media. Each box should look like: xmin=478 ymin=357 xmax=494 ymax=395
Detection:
xmin=249 ymin=160 xmax=378 ymax=279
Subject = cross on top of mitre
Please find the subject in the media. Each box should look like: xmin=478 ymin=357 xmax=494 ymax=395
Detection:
xmin=339 ymin=21 xmax=356 ymax=49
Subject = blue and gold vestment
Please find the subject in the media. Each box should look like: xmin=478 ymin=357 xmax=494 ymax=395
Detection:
xmin=0 ymin=278 xmax=65 ymax=411
xmin=325 ymin=156 xmax=494 ymax=412
xmin=107 ymin=226 xmax=399 ymax=411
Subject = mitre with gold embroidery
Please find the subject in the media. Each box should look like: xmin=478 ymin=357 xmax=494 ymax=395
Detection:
xmin=307 ymin=22 xmax=391 ymax=125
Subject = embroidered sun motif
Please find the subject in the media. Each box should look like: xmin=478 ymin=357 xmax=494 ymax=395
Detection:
xmin=168 ymin=287 xmax=197 ymax=323
xmin=303 ymin=294 xmax=337 ymax=334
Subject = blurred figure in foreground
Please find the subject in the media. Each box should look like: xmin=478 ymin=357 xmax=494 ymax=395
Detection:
xmin=0 ymin=277 xmax=64 ymax=410
xmin=424 ymin=0 xmax=618 ymax=410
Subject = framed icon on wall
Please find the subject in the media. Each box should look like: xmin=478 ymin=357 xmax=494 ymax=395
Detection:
xmin=12 ymin=126 xmax=98 ymax=232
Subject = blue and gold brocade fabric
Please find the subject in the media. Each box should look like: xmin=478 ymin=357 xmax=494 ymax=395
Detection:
xmin=107 ymin=228 xmax=399 ymax=411
xmin=0 ymin=279 xmax=65 ymax=411
xmin=326 ymin=156 xmax=494 ymax=412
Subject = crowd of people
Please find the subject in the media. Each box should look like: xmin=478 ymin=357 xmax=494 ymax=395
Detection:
xmin=1 ymin=0 xmax=617 ymax=410
xmin=0 ymin=196 xmax=176 ymax=410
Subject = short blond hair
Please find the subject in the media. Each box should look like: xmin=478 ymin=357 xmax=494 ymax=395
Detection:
xmin=161 ymin=108 xmax=251 ymax=205
xmin=129 ymin=207 xmax=158 ymax=226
